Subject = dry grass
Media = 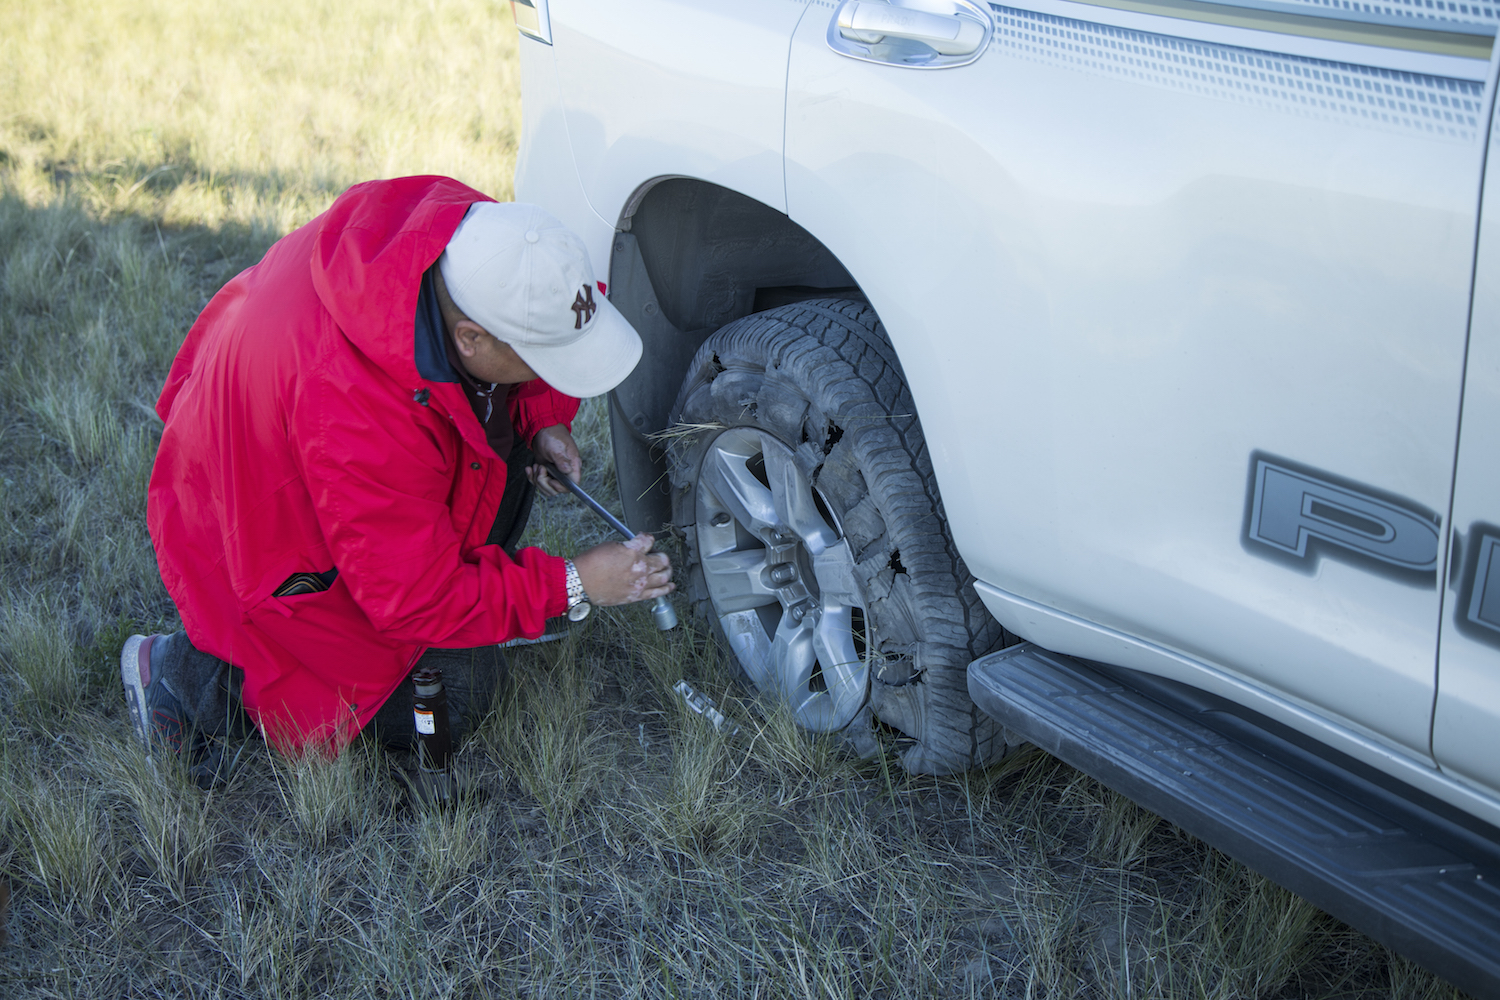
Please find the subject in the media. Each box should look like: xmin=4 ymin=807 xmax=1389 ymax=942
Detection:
xmin=0 ymin=0 xmax=1474 ymax=996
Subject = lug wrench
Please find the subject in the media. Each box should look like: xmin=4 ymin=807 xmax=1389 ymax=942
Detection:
xmin=541 ymin=462 xmax=678 ymax=631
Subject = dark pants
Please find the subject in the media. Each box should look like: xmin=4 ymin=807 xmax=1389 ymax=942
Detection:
xmin=157 ymin=442 xmax=536 ymax=749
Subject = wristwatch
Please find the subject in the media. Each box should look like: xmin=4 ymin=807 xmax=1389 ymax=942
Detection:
xmin=564 ymin=558 xmax=591 ymax=622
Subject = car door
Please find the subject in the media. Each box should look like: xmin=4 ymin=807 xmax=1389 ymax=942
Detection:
xmin=786 ymin=0 xmax=1496 ymax=757
xmin=1437 ymin=104 xmax=1500 ymax=798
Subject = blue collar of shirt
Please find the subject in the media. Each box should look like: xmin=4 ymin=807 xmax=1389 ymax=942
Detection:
xmin=413 ymin=265 xmax=458 ymax=383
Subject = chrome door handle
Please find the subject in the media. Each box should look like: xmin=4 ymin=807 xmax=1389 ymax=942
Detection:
xmin=838 ymin=2 xmax=984 ymax=55
xmin=828 ymin=0 xmax=993 ymax=68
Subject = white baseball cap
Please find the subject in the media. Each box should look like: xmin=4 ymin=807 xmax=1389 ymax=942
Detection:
xmin=438 ymin=202 xmax=643 ymax=398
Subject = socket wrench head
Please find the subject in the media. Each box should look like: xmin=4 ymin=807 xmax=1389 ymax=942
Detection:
xmin=652 ymin=597 xmax=679 ymax=631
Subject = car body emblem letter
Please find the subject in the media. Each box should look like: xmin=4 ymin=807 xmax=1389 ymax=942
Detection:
xmin=1448 ymin=523 xmax=1500 ymax=648
xmin=1244 ymin=454 xmax=1438 ymax=585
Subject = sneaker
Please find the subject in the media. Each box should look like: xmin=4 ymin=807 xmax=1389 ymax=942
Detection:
xmin=120 ymin=634 xmax=187 ymax=753
xmin=120 ymin=633 xmax=224 ymax=788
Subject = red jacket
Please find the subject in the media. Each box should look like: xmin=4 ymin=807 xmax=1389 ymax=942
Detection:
xmin=148 ymin=176 xmax=576 ymax=748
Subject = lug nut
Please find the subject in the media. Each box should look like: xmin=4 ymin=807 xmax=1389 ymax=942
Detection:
xmin=786 ymin=599 xmax=816 ymax=624
xmin=711 ymin=511 xmax=731 ymax=527
xmin=768 ymin=562 xmax=798 ymax=586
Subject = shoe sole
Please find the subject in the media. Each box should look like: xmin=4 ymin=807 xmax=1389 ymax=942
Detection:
xmin=120 ymin=633 xmax=153 ymax=750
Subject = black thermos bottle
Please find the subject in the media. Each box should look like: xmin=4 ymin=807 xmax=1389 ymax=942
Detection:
xmin=411 ymin=667 xmax=453 ymax=779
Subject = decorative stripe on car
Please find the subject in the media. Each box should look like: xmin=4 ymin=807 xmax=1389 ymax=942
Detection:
xmin=992 ymin=4 xmax=1487 ymax=140
xmin=1175 ymin=0 xmax=1500 ymax=29
xmin=1057 ymin=0 xmax=1494 ymax=57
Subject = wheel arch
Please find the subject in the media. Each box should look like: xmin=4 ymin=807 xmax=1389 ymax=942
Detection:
xmin=605 ymin=176 xmax=867 ymax=532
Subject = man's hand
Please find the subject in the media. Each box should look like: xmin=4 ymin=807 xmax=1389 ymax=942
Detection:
xmin=574 ymin=534 xmax=674 ymax=606
xmin=528 ymin=425 xmax=580 ymax=497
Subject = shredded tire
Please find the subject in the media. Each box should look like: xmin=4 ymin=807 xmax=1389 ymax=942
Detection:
xmin=666 ymin=298 xmax=1018 ymax=774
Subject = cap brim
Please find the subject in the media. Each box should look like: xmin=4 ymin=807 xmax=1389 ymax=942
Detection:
xmin=509 ymin=294 xmax=643 ymax=399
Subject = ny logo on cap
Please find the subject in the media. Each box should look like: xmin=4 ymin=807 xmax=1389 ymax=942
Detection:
xmin=570 ymin=285 xmax=598 ymax=330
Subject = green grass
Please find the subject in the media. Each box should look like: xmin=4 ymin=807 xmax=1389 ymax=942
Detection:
xmin=0 ymin=0 xmax=1475 ymax=996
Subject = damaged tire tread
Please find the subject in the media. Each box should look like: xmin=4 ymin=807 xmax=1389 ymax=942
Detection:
xmin=667 ymin=298 xmax=1015 ymax=774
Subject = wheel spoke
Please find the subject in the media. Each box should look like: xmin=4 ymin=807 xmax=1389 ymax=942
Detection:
xmin=720 ymin=610 xmax=777 ymax=692
xmin=700 ymin=549 xmax=780 ymax=613
xmin=812 ymin=539 xmax=862 ymax=609
xmin=762 ymin=441 xmax=838 ymax=553
xmin=769 ymin=612 xmax=817 ymax=707
xmin=812 ymin=608 xmax=868 ymax=729
xmin=701 ymin=439 xmax=781 ymax=536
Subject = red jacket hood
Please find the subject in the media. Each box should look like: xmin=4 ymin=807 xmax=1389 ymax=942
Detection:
xmin=309 ymin=175 xmax=492 ymax=387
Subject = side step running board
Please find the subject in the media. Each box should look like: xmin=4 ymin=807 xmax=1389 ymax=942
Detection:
xmin=968 ymin=644 xmax=1500 ymax=999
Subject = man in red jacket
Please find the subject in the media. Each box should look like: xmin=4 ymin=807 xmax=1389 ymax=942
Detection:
xmin=120 ymin=176 xmax=672 ymax=785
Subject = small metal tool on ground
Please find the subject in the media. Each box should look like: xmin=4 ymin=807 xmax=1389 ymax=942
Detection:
xmin=673 ymin=678 xmax=740 ymax=736
xmin=541 ymin=462 xmax=678 ymax=630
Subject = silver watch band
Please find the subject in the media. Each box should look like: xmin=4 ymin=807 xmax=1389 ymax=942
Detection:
xmin=564 ymin=558 xmax=591 ymax=622
xmin=564 ymin=558 xmax=587 ymax=608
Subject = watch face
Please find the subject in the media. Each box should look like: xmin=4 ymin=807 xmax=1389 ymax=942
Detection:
xmin=568 ymin=601 xmax=591 ymax=622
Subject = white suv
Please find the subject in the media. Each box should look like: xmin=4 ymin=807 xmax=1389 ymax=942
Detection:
xmin=512 ymin=0 xmax=1500 ymax=990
